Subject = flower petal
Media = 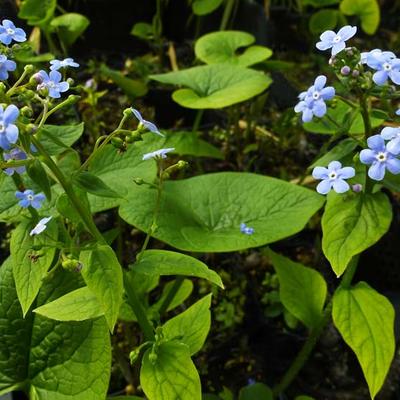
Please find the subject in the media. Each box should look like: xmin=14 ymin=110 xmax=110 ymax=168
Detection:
xmin=389 ymin=69 xmax=400 ymax=85
xmin=386 ymin=138 xmax=400 ymax=155
xmin=302 ymin=108 xmax=313 ymax=122
xmin=328 ymin=160 xmax=342 ymax=171
xmin=320 ymin=86 xmax=335 ymax=100
xmin=367 ymin=135 xmax=385 ymax=151
xmin=320 ymin=30 xmax=336 ymax=42
xmin=5 ymin=124 xmax=18 ymax=144
xmin=381 ymin=126 xmax=399 ymax=140
xmin=338 ymin=166 xmax=355 ymax=179
xmin=312 ymin=100 xmax=326 ymax=118
xmin=360 ymin=149 xmax=376 ymax=164
xmin=3 ymin=104 xmax=19 ymax=124
xmin=131 ymin=108 xmax=144 ymax=122
xmin=368 ymin=162 xmax=386 ymax=181
xmin=337 ymin=25 xmax=357 ymax=41
xmin=312 ymin=166 xmax=329 ymax=179
xmin=314 ymin=75 xmax=327 ymax=91
xmin=331 ymin=41 xmax=346 ymax=56
xmin=386 ymin=157 xmax=400 ymax=175
xmin=373 ymin=70 xmax=388 ymax=86
xmin=316 ymin=179 xmax=332 ymax=194
xmin=333 ymin=179 xmax=350 ymax=193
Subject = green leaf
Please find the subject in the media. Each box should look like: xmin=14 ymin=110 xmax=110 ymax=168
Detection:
xmin=340 ymin=0 xmax=380 ymax=35
xmin=56 ymin=189 xmax=91 ymax=224
xmin=134 ymin=250 xmax=224 ymax=288
xmin=266 ymin=249 xmax=327 ymax=329
xmin=295 ymin=396 xmax=315 ymax=400
xmin=332 ymin=282 xmax=395 ymax=398
xmin=131 ymin=22 xmax=154 ymax=40
xmin=309 ymin=138 xmax=358 ymax=169
xmin=50 ymin=13 xmax=90 ymax=46
xmin=239 ymin=383 xmax=273 ymax=400
xmin=73 ymin=171 xmax=122 ymax=198
xmin=0 ymin=258 xmax=111 ymax=399
xmin=309 ymin=9 xmax=338 ymax=34
xmin=303 ymin=100 xmax=385 ymax=135
xmin=27 ymin=159 xmax=52 ymax=201
xmin=192 ymin=0 xmax=224 ymax=15
xmin=150 ymin=64 xmax=272 ymax=109
xmin=37 ymin=123 xmax=84 ymax=155
xmin=100 ymin=64 xmax=147 ymax=98
xmin=33 ymin=286 xmax=103 ymax=321
xmin=140 ymin=342 xmax=201 ymax=400
xmin=119 ymin=172 xmax=324 ymax=252
xmin=195 ymin=31 xmax=272 ymax=66
xmin=322 ymin=192 xmax=392 ymax=277
xmin=18 ymin=0 xmax=56 ymax=27
xmin=10 ymin=219 xmax=58 ymax=316
xmin=302 ymin=0 xmax=339 ymax=6
xmin=88 ymin=143 xmax=157 ymax=212
xmin=80 ymin=244 xmax=123 ymax=331
xmin=162 ymin=294 xmax=212 ymax=355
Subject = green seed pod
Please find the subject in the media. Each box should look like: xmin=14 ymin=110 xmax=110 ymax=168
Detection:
xmin=111 ymin=137 xmax=125 ymax=149
xmin=20 ymin=106 xmax=33 ymax=118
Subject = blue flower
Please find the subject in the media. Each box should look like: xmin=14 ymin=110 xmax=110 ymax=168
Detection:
xmin=37 ymin=70 xmax=69 ymax=98
xmin=132 ymin=108 xmax=164 ymax=136
xmin=381 ymin=126 xmax=400 ymax=155
xmin=142 ymin=148 xmax=175 ymax=160
xmin=50 ymin=58 xmax=80 ymax=71
xmin=0 ymin=20 xmax=26 ymax=45
xmin=0 ymin=55 xmax=16 ymax=80
xmin=360 ymin=49 xmax=395 ymax=65
xmin=396 ymin=109 xmax=400 ymax=116
xmin=3 ymin=148 xmax=27 ymax=176
xmin=15 ymin=190 xmax=45 ymax=209
xmin=0 ymin=104 xmax=19 ymax=150
xmin=240 ymin=223 xmax=254 ymax=235
xmin=360 ymin=135 xmax=400 ymax=181
xmin=312 ymin=161 xmax=355 ymax=194
xmin=294 ymin=75 xmax=335 ymax=122
xmin=316 ymin=26 xmax=357 ymax=56
xmin=365 ymin=50 xmax=400 ymax=85
xmin=30 ymin=217 xmax=52 ymax=236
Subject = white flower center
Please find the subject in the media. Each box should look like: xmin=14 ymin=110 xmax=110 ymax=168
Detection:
xmin=6 ymin=28 xmax=14 ymax=35
xmin=0 ymin=123 xmax=5 ymax=132
xmin=27 ymin=194 xmax=34 ymax=201
xmin=333 ymin=35 xmax=341 ymax=43
xmin=383 ymin=62 xmax=392 ymax=71
xmin=48 ymin=81 xmax=56 ymax=88
xmin=312 ymin=91 xmax=320 ymax=100
xmin=329 ymin=171 xmax=337 ymax=179
xmin=376 ymin=152 xmax=387 ymax=162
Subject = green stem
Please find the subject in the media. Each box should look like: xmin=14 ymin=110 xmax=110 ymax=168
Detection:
xmin=359 ymin=94 xmax=372 ymax=137
xmin=220 ymin=0 xmax=235 ymax=30
xmin=7 ymin=66 xmax=31 ymax=96
xmin=158 ymin=276 xmax=184 ymax=316
xmin=192 ymin=109 xmax=204 ymax=133
xmin=124 ymin=274 xmax=155 ymax=341
xmin=272 ymin=256 xmax=359 ymax=397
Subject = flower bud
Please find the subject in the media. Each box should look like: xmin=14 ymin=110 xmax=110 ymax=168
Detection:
xmin=20 ymin=106 xmax=33 ymax=118
xmin=66 ymin=78 xmax=74 ymax=86
xmin=26 ymin=123 xmax=37 ymax=134
xmin=111 ymin=137 xmax=125 ymax=149
xmin=352 ymin=183 xmax=362 ymax=193
xmin=61 ymin=258 xmax=82 ymax=272
xmin=352 ymin=70 xmax=360 ymax=78
xmin=23 ymin=64 xmax=34 ymax=74
xmin=123 ymin=108 xmax=132 ymax=117
xmin=31 ymin=72 xmax=43 ymax=84
xmin=149 ymin=352 xmax=158 ymax=364
xmin=340 ymin=66 xmax=351 ymax=76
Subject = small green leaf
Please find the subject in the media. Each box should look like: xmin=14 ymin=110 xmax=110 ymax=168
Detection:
xmin=340 ymin=0 xmax=380 ymax=35
xmin=309 ymin=9 xmax=338 ymax=34
xmin=27 ymin=159 xmax=52 ymax=201
xmin=18 ymin=0 xmax=56 ymax=27
xmin=100 ymin=64 xmax=147 ymax=98
xmin=11 ymin=219 xmax=58 ymax=315
xmin=322 ymin=192 xmax=392 ymax=276
xmin=73 ymin=171 xmax=122 ymax=199
xmin=333 ymin=282 xmax=395 ymax=398
xmin=150 ymin=64 xmax=272 ymax=109
xmin=266 ymin=249 xmax=327 ymax=329
xmin=239 ymin=383 xmax=273 ymax=400
xmin=33 ymin=287 xmax=104 ymax=321
xmin=119 ymin=172 xmax=324 ymax=252
xmin=50 ymin=13 xmax=90 ymax=46
xmin=37 ymin=123 xmax=84 ymax=155
xmin=130 ymin=22 xmax=153 ymax=40
xmin=140 ymin=342 xmax=201 ymax=400
xmin=192 ymin=0 xmax=224 ymax=15
xmin=151 ymin=279 xmax=193 ymax=314
xmin=134 ymin=250 xmax=224 ymax=288
xmin=195 ymin=31 xmax=272 ymax=66
xmin=162 ymin=294 xmax=212 ymax=355
xmin=80 ymin=244 xmax=123 ymax=331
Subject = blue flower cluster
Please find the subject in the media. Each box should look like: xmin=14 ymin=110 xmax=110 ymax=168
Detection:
xmin=361 ymin=49 xmax=400 ymax=86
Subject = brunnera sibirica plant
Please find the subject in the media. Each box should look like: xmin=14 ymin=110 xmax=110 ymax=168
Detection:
xmin=0 ymin=15 xmax=398 ymax=400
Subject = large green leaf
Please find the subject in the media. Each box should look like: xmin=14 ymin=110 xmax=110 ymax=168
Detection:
xmin=119 ymin=172 xmax=324 ymax=252
xmin=239 ymin=383 xmax=273 ymax=400
xmin=266 ymin=249 xmax=327 ymax=329
xmin=37 ymin=123 xmax=85 ymax=155
xmin=322 ymin=192 xmax=392 ymax=277
xmin=162 ymin=294 xmax=212 ymax=355
xmin=100 ymin=65 xmax=148 ymax=98
xmin=140 ymin=342 xmax=201 ymax=400
xmin=192 ymin=0 xmax=224 ymax=15
xmin=0 ymin=258 xmax=111 ymax=399
xmin=134 ymin=250 xmax=223 ymax=288
xmin=50 ymin=13 xmax=90 ymax=46
xmin=340 ymin=0 xmax=380 ymax=35
xmin=150 ymin=64 xmax=272 ymax=109
xmin=309 ymin=9 xmax=338 ymax=34
xmin=333 ymin=282 xmax=395 ymax=398
xmin=18 ymin=0 xmax=56 ymax=27
xmin=33 ymin=287 xmax=103 ymax=321
xmin=80 ymin=244 xmax=123 ymax=331
xmin=87 ymin=143 xmax=157 ymax=212
xmin=195 ymin=31 xmax=272 ymax=66
xmin=10 ymin=219 xmax=58 ymax=316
